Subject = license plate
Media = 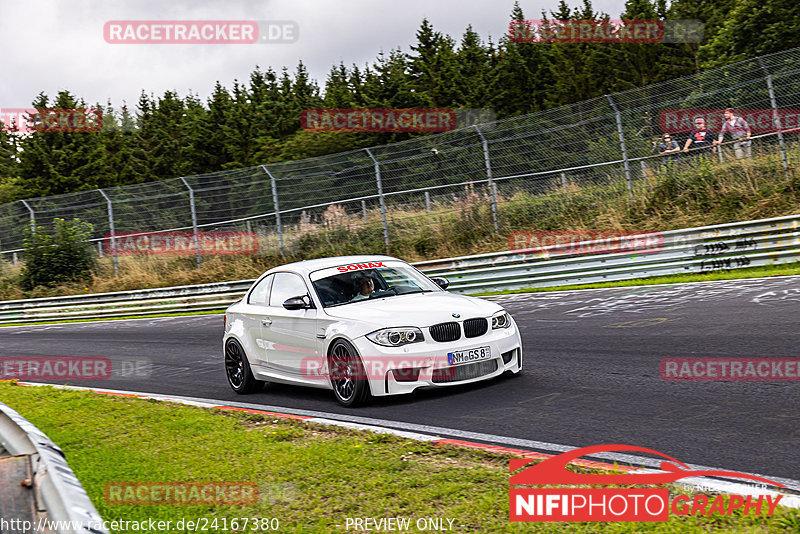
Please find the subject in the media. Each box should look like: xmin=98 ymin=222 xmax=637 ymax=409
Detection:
xmin=448 ymin=346 xmax=491 ymax=365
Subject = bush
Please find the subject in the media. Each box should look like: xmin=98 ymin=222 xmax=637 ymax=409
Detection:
xmin=20 ymin=218 xmax=96 ymax=290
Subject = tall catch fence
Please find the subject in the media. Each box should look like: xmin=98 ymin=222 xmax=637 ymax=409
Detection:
xmin=1 ymin=48 xmax=799 ymax=267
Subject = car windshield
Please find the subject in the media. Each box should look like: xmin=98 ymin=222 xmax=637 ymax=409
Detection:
xmin=311 ymin=262 xmax=441 ymax=307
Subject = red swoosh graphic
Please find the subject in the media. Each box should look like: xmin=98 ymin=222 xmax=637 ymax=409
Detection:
xmin=510 ymin=444 xmax=785 ymax=488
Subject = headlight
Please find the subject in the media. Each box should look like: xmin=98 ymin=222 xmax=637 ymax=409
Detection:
xmin=366 ymin=327 xmax=425 ymax=347
xmin=492 ymin=311 xmax=511 ymax=329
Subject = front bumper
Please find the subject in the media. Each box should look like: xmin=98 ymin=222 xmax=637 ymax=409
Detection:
xmin=351 ymin=323 xmax=523 ymax=397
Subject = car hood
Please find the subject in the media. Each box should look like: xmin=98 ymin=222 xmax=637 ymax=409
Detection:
xmin=322 ymin=292 xmax=503 ymax=327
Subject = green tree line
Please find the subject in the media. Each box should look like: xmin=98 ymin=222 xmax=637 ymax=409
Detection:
xmin=0 ymin=0 xmax=797 ymax=202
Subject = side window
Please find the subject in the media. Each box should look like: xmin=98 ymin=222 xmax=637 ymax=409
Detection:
xmin=269 ymin=272 xmax=309 ymax=307
xmin=248 ymin=274 xmax=273 ymax=306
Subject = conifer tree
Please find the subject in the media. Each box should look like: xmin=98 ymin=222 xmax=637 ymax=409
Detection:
xmin=699 ymin=0 xmax=800 ymax=67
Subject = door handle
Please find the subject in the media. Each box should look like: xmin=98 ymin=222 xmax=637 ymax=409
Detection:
xmin=261 ymin=318 xmax=273 ymax=326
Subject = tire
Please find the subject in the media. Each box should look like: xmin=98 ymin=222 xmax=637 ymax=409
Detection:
xmin=328 ymin=339 xmax=371 ymax=407
xmin=225 ymin=339 xmax=263 ymax=394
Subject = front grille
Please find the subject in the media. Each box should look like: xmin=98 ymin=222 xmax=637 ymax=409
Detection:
xmin=429 ymin=322 xmax=461 ymax=342
xmin=464 ymin=318 xmax=488 ymax=338
xmin=432 ymin=359 xmax=498 ymax=383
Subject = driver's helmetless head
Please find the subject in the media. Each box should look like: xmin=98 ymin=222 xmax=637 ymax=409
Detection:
xmin=357 ymin=276 xmax=374 ymax=295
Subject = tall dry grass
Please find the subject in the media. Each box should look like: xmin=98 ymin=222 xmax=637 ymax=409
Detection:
xmin=1 ymin=145 xmax=798 ymax=300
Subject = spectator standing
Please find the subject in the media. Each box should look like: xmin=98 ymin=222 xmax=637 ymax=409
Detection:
xmin=683 ymin=117 xmax=715 ymax=160
xmin=715 ymin=108 xmax=752 ymax=159
xmin=657 ymin=133 xmax=681 ymax=166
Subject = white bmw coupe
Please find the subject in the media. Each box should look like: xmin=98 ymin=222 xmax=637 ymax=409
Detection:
xmin=223 ymin=255 xmax=523 ymax=406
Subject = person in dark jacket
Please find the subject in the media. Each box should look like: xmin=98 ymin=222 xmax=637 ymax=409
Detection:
xmin=657 ymin=133 xmax=681 ymax=166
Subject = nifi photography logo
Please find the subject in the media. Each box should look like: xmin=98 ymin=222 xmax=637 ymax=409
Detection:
xmin=510 ymin=444 xmax=785 ymax=522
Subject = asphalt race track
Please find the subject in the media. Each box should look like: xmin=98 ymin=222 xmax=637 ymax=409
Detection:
xmin=2 ymin=276 xmax=799 ymax=482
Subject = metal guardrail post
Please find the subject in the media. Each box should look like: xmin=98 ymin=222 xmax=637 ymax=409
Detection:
xmin=605 ymin=94 xmax=634 ymax=201
xmin=474 ymin=125 xmax=499 ymax=232
xmin=758 ymin=58 xmax=790 ymax=180
xmin=20 ymin=199 xmax=35 ymax=235
xmin=261 ymin=165 xmax=283 ymax=251
xmin=97 ymin=189 xmax=119 ymax=276
xmin=179 ymin=177 xmax=202 ymax=268
xmin=365 ymin=148 xmax=390 ymax=252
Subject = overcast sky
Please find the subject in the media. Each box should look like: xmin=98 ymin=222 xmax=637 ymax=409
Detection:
xmin=1 ymin=0 xmax=629 ymax=110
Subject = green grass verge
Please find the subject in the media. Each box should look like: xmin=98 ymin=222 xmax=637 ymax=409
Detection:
xmin=473 ymin=261 xmax=800 ymax=296
xmin=0 ymin=383 xmax=797 ymax=533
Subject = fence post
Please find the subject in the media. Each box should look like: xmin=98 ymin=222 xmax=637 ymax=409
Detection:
xmin=425 ymin=191 xmax=431 ymax=214
xmin=758 ymin=58 xmax=790 ymax=180
xmin=12 ymin=252 xmax=18 ymax=266
xmin=640 ymin=160 xmax=647 ymax=180
xmin=20 ymin=199 xmax=35 ymax=235
xmin=560 ymin=172 xmax=567 ymax=192
xmin=605 ymin=94 xmax=634 ymax=201
xmin=97 ymin=241 xmax=104 ymax=257
xmin=178 ymin=177 xmax=202 ymax=268
xmin=361 ymin=200 xmax=367 ymax=222
xmin=364 ymin=148 xmax=390 ymax=252
xmin=260 ymin=165 xmax=283 ymax=251
xmin=473 ymin=125 xmax=499 ymax=232
xmin=96 ymin=189 xmax=119 ymax=276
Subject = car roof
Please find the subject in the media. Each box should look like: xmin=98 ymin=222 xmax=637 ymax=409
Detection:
xmin=265 ymin=255 xmax=402 ymax=276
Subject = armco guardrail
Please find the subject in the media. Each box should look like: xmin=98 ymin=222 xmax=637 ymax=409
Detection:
xmin=0 ymin=400 xmax=108 ymax=534
xmin=0 ymin=214 xmax=798 ymax=324
xmin=417 ymin=213 xmax=800 ymax=293
xmin=0 ymin=280 xmax=255 ymax=325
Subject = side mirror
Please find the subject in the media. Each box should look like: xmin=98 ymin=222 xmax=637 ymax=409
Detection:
xmin=431 ymin=277 xmax=450 ymax=290
xmin=283 ymin=295 xmax=312 ymax=310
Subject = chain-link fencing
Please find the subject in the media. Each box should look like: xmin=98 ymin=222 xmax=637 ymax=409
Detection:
xmin=1 ymin=48 xmax=799 ymax=268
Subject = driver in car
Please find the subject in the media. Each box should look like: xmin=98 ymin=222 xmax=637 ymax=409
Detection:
xmin=350 ymin=274 xmax=375 ymax=302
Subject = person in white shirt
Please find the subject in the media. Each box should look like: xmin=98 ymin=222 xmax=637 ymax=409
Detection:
xmin=350 ymin=275 xmax=375 ymax=302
